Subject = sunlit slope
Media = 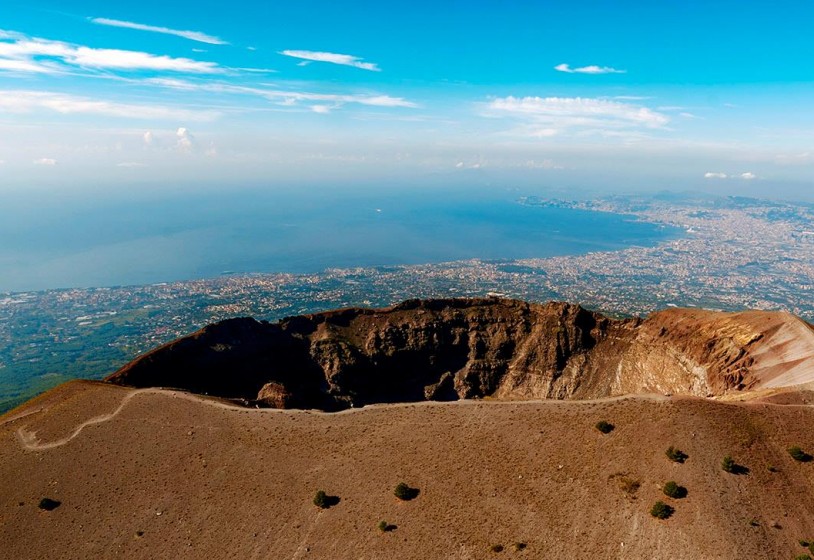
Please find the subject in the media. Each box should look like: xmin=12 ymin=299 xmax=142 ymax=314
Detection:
xmin=2 ymin=381 xmax=814 ymax=559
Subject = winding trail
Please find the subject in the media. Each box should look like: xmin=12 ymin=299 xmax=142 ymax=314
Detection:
xmin=5 ymin=385 xmax=734 ymax=452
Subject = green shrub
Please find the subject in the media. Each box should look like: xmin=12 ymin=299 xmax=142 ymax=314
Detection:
xmin=513 ymin=542 xmax=527 ymax=551
xmin=489 ymin=544 xmax=504 ymax=553
xmin=595 ymin=420 xmax=614 ymax=434
xmin=313 ymin=490 xmax=329 ymax=509
xmin=666 ymin=446 xmax=688 ymax=463
xmin=722 ymin=455 xmax=748 ymax=474
xmin=38 ymin=498 xmax=61 ymax=511
xmin=378 ymin=520 xmax=388 ymax=532
xmin=794 ymin=555 xmax=812 ymax=560
xmin=650 ymin=501 xmax=674 ymax=519
xmin=662 ymin=481 xmax=688 ymax=499
xmin=313 ymin=490 xmax=339 ymax=509
xmin=394 ymin=482 xmax=420 ymax=501
xmin=788 ymin=446 xmax=813 ymax=462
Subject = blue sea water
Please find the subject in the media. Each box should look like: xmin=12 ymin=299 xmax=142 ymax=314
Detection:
xmin=0 ymin=187 xmax=679 ymax=293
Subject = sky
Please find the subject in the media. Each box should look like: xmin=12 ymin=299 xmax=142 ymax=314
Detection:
xmin=0 ymin=0 xmax=813 ymax=197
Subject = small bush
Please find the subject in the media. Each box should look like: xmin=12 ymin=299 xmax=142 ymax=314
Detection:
xmin=394 ymin=482 xmax=420 ymax=501
xmin=794 ymin=555 xmax=812 ymax=560
xmin=377 ymin=520 xmax=397 ymax=532
xmin=650 ymin=501 xmax=674 ymax=519
xmin=619 ymin=476 xmax=640 ymax=497
xmin=38 ymin=498 xmax=61 ymax=511
xmin=798 ymin=539 xmax=810 ymax=547
xmin=788 ymin=446 xmax=813 ymax=462
xmin=662 ymin=481 xmax=688 ymax=499
xmin=596 ymin=420 xmax=614 ymax=434
xmin=489 ymin=544 xmax=504 ymax=553
xmin=722 ymin=455 xmax=748 ymax=474
xmin=666 ymin=446 xmax=688 ymax=463
xmin=313 ymin=490 xmax=339 ymax=509
xmin=513 ymin=542 xmax=527 ymax=551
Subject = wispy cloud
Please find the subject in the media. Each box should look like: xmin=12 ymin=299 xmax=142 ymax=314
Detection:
xmin=0 ymin=29 xmax=223 ymax=75
xmin=704 ymin=171 xmax=758 ymax=180
xmin=90 ymin=17 xmax=228 ymax=45
xmin=280 ymin=50 xmax=381 ymax=71
xmin=33 ymin=157 xmax=57 ymax=166
xmin=555 ymin=63 xmax=626 ymax=75
xmin=144 ymin=77 xmax=417 ymax=110
xmin=487 ymin=96 xmax=668 ymax=137
xmin=0 ymin=90 xmax=221 ymax=121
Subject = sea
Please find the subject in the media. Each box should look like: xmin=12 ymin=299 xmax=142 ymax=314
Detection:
xmin=0 ymin=186 xmax=679 ymax=293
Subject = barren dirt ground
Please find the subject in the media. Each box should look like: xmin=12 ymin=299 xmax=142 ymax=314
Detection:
xmin=2 ymin=381 xmax=814 ymax=559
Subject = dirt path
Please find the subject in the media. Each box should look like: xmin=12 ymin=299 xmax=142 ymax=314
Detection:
xmin=5 ymin=386 xmax=686 ymax=452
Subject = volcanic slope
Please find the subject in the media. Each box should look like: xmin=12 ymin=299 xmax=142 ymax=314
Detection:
xmin=106 ymin=298 xmax=814 ymax=409
xmin=2 ymin=380 xmax=814 ymax=559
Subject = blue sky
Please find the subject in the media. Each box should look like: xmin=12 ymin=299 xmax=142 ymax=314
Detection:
xmin=1 ymin=0 xmax=813 ymax=196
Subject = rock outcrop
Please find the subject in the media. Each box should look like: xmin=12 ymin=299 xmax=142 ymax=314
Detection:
xmin=105 ymin=298 xmax=814 ymax=409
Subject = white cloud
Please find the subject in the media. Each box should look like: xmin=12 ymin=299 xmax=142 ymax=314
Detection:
xmin=33 ymin=157 xmax=56 ymax=166
xmin=116 ymin=161 xmax=146 ymax=167
xmin=144 ymin=77 xmax=417 ymax=110
xmin=704 ymin=171 xmax=758 ymax=180
xmin=68 ymin=47 xmax=220 ymax=72
xmin=311 ymin=105 xmax=332 ymax=114
xmin=0 ymin=58 xmax=56 ymax=73
xmin=487 ymin=96 xmax=668 ymax=133
xmin=280 ymin=50 xmax=381 ymax=71
xmin=143 ymin=131 xmax=154 ymax=145
xmin=0 ymin=90 xmax=220 ymax=121
xmin=555 ymin=63 xmax=626 ymax=74
xmin=0 ymin=30 xmax=223 ymax=74
xmin=90 ymin=18 xmax=228 ymax=45
xmin=176 ymin=127 xmax=194 ymax=151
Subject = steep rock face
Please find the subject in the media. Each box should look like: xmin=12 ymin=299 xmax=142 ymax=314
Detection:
xmin=107 ymin=299 xmax=622 ymax=409
xmin=105 ymin=298 xmax=814 ymax=409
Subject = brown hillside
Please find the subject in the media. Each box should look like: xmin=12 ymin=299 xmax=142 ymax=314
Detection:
xmin=105 ymin=298 xmax=814 ymax=408
xmin=2 ymin=381 xmax=814 ymax=559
